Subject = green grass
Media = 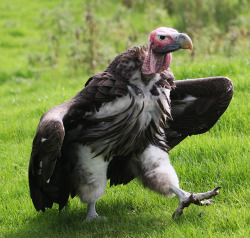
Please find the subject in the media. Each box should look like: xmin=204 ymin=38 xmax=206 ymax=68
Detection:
xmin=0 ymin=0 xmax=249 ymax=237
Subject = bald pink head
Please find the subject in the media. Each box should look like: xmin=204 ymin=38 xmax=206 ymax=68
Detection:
xmin=142 ymin=27 xmax=193 ymax=77
xmin=148 ymin=27 xmax=178 ymax=47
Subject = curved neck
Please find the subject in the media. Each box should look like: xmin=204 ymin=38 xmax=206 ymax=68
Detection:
xmin=142 ymin=49 xmax=172 ymax=77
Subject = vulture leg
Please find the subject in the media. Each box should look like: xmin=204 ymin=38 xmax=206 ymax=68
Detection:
xmin=85 ymin=202 xmax=99 ymax=220
xmin=138 ymin=145 xmax=180 ymax=198
xmin=170 ymin=185 xmax=221 ymax=217
xmin=137 ymin=145 xmax=220 ymax=217
xmin=72 ymin=144 xmax=109 ymax=221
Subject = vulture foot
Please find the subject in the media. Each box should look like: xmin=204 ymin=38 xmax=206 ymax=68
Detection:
xmin=85 ymin=202 xmax=106 ymax=221
xmin=85 ymin=213 xmax=107 ymax=222
xmin=85 ymin=212 xmax=100 ymax=221
xmin=171 ymin=186 xmax=221 ymax=217
xmin=85 ymin=214 xmax=107 ymax=222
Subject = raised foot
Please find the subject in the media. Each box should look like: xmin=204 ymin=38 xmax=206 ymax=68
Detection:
xmin=172 ymin=186 xmax=221 ymax=218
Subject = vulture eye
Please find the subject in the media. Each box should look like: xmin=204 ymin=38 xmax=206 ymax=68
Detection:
xmin=159 ymin=35 xmax=166 ymax=40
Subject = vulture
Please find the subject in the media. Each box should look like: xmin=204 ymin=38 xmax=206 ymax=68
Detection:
xmin=29 ymin=27 xmax=233 ymax=220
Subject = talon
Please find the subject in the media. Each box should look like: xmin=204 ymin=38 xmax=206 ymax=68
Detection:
xmin=172 ymin=209 xmax=183 ymax=218
xmin=215 ymin=186 xmax=222 ymax=190
xmin=201 ymin=200 xmax=211 ymax=206
xmin=214 ymin=187 xmax=222 ymax=194
xmin=171 ymin=185 xmax=222 ymax=218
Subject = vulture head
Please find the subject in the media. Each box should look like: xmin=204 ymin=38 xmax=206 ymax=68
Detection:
xmin=142 ymin=27 xmax=193 ymax=77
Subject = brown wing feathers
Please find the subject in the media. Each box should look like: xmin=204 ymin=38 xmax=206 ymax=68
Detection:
xmin=29 ymin=118 xmax=65 ymax=211
xmin=166 ymin=76 xmax=234 ymax=148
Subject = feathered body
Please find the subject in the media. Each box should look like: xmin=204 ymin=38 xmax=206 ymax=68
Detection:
xmin=29 ymin=45 xmax=176 ymax=210
xmin=29 ymin=28 xmax=233 ymax=218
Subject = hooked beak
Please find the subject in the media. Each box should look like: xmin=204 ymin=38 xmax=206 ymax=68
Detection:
xmin=171 ymin=33 xmax=193 ymax=51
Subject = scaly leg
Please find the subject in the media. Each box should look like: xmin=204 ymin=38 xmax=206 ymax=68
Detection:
xmin=85 ymin=202 xmax=99 ymax=221
xmin=170 ymin=185 xmax=221 ymax=217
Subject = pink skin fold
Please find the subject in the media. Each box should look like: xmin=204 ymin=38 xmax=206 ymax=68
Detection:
xmin=142 ymin=27 xmax=178 ymax=77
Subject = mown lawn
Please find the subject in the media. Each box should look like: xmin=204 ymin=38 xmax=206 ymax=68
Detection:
xmin=0 ymin=0 xmax=249 ymax=237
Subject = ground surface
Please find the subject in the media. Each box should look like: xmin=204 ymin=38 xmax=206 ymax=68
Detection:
xmin=0 ymin=0 xmax=249 ymax=237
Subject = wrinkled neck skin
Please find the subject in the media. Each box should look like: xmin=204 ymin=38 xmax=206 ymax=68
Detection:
xmin=142 ymin=49 xmax=172 ymax=80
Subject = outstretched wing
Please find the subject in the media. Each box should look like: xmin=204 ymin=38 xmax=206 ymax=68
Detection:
xmin=165 ymin=76 xmax=234 ymax=148
xmin=107 ymin=76 xmax=234 ymax=186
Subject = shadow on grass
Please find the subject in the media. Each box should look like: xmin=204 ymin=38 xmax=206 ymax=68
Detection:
xmin=4 ymin=199 xmax=192 ymax=238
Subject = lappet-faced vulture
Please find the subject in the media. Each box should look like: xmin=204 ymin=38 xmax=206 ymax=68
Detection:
xmin=29 ymin=27 xmax=233 ymax=220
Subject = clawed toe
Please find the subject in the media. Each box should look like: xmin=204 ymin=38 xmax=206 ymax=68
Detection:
xmin=200 ymin=199 xmax=214 ymax=206
xmin=172 ymin=187 xmax=221 ymax=218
